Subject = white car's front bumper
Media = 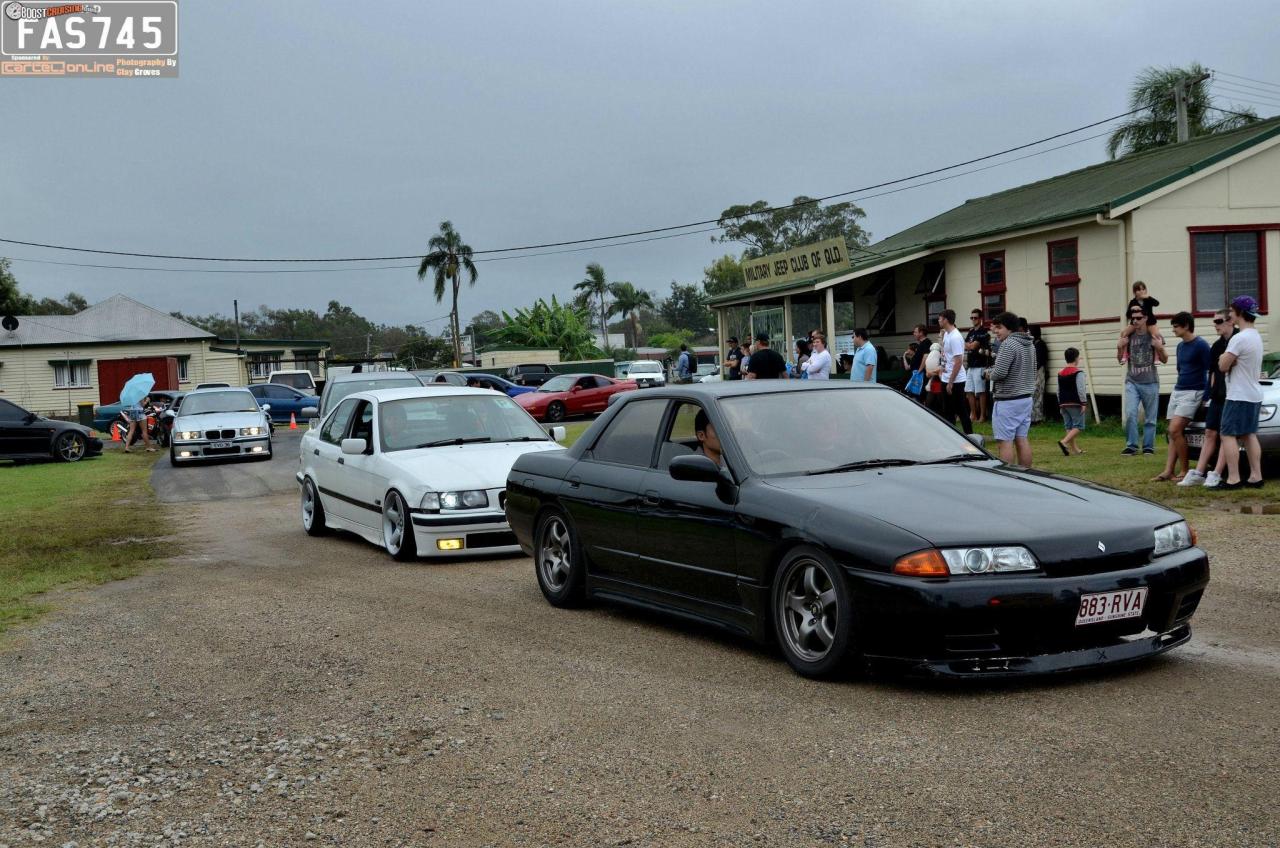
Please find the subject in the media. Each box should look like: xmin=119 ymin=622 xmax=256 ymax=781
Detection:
xmin=409 ymin=510 xmax=521 ymax=557
xmin=172 ymin=435 xmax=271 ymax=461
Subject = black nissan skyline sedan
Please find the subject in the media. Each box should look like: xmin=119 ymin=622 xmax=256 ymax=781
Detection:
xmin=504 ymin=381 xmax=1209 ymax=679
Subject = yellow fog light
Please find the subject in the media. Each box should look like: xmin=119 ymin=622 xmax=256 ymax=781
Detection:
xmin=436 ymin=539 xmax=464 ymax=551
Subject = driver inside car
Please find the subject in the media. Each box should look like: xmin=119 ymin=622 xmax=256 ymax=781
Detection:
xmin=380 ymin=402 xmax=412 ymax=450
xmin=694 ymin=410 xmax=723 ymax=467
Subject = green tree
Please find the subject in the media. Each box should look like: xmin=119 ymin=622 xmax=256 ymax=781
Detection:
xmin=1107 ymin=63 xmax=1259 ymax=158
xmin=702 ymin=254 xmax=745 ymax=297
xmin=608 ymin=282 xmax=655 ymax=349
xmin=417 ymin=220 xmax=478 ymax=367
xmin=658 ymin=281 xmax=711 ymax=333
xmin=0 ymin=261 xmax=91 ymax=316
xmin=573 ymin=262 xmax=612 ymax=347
xmin=395 ymin=336 xmax=453 ymax=369
xmin=647 ymin=329 xmax=694 ymax=358
xmin=463 ymin=310 xmax=505 ymax=349
xmin=715 ymin=196 xmax=869 ymax=260
xmin=494 ymin=296 xmax=600 ymax=361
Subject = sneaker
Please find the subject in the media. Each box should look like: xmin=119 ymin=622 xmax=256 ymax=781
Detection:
xmin=1178 ymin=470 xmax=1206 ymax=487
xmin=1203 ymin=471 xmax=1222 ymax=488
xmin=1121 ymin=447 xmax=1138 ymax=456
xmin=1142 ymin=448 xmax=1155 ymax=455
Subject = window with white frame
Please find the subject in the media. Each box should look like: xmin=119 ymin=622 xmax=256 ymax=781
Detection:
xmin=175 ymin=356 xmax=190 ymax=382
xmin=294 ymin=354 xmax=322 ymax=376
xmin=53 ymin=360 xmax=91 ymax=388
xmin=248 ymin=354 xmax=282 ymax=379
xmin=1191 ymin=230 xmax=1263 ymax=313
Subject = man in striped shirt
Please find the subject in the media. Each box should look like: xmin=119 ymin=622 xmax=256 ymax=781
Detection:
xmin=983 ymin=311 xmax=1037 ymax=466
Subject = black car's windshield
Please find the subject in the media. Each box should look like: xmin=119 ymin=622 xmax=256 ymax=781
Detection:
xmin=327 ymin=378 xmax=420 ymax=410
xmin=180 ymin=391 xmax=261 ymax=416
xmin=538 ymin=376 xmax=576 ymax=393
xmin=380 ymin=394 xmax=549 ymax=452
xmin=718 ymin=387 xmax=985 ymax=476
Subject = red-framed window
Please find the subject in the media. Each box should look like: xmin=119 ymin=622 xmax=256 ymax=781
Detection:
xmin=917 ymin=261 xmax=946 ymax=329
xmin=979 ymin=250 xmax=1006 ymax=316
xmin=1188 ymin=225 xmax=1274 ymax=315
xmin=1047 ymin=238 xmax=1080 ymax=321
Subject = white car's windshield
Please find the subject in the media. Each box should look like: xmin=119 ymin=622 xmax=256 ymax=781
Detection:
xmin=327 ymin=378 xmax=420 ymax=410
xmin=718 ymin=388 xmax=983 ymax=477
xmin=538 ymin=376 xmax=577 ymax=393
xmin=629 ymin=362 xmax=661 ymax=373
xmin=181 ymin=391 xmax=260 ymax=416
xmin=380 ymin=395 xmax=549 ymax=452
xmin=272 ymin=373 xmax=314 ymax=390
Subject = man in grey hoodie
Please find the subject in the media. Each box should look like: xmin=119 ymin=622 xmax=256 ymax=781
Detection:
xmin=983 ymin=311 xmax=1037 ymax=466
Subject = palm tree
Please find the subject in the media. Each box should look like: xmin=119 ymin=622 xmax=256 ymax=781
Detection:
xmin=608 ymin=281 xmax=654 ymax=349
xmin=574 ymin=262 xmax=612 ymax=348
xmin=417 ymin=221 xmax=478 ymax=367
xmin=1107 ymin=63 xmax=1258 ymax=159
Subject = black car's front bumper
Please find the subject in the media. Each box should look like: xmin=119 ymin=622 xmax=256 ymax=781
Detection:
xmin=852 ymin=547 xmax=1209 ymax=679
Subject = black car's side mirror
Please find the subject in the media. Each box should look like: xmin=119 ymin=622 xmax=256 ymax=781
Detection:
xmin=669 ymin=454 xmax=722 ymax=483
xmin=23 ymin=412 xmax=37 ymax=424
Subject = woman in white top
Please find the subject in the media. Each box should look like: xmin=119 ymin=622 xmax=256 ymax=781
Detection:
xmin=802 ymin=334 xmax=833 ymax=380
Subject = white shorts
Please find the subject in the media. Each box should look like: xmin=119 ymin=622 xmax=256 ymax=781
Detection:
xmin=1167 ymin=389 xmax=1203 ymax=420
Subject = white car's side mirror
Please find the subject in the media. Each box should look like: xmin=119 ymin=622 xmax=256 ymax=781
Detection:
xmin=550 ymin=425 xmax=566 ymax=443
xmin=341 ymin=438 xmax=367 ymax=455
xmin=301 ymin=406 xmax=318 ymax=417
xmin=261 ymin=404 xmax=272 ymax=413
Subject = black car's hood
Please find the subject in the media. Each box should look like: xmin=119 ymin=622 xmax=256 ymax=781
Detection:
xmin=761 ymin=462 xmax=1181 ymax=568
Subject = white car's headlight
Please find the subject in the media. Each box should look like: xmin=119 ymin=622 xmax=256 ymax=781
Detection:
xmin=239 ymin=426 xmax=263 ymax=436
xmin=1260 ymin=404 xmax=1277 ymax=423
xmin=939 ymin=546 xmax=1039 ymax=575
xmin=175 ymin=430 xmax=200 ymax=441
xmin=420 ymin=490 xmax=489 ymax=511
xmin=1154 ymin=521 xmax=1194 ymax=556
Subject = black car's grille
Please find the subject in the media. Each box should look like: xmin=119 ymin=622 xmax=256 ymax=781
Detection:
xmin=205 ymin=429 xmax=235 ymax=440
xmin=467 ymin=531 xmax=517 ymax=549
xmin=1039 ymin=550 xmax=1152 ymax=577
xmin=1174 ymin=589 xmax=1204 ymax=622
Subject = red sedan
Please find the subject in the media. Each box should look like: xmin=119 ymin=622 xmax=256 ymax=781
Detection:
xmin=515 ymin=374 xmax=638 ymax=422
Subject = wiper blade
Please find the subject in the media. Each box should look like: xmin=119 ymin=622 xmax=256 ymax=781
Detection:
xmin=920 ymin=453 xmax=988 ymax=465
xmin=415 ymin=436 xmax=493 ymax=448
xmin=804 ymin=458 xmax=918 ymax=475
xmin=494 ymin=436 xmax=549 ymax=443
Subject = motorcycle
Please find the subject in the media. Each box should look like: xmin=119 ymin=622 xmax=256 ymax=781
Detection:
xmin=114 ymin=403 xmax=169 ymax=448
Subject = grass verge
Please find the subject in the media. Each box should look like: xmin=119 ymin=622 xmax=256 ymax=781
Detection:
xmin=0 ymin=450 xmax=169 ymax=636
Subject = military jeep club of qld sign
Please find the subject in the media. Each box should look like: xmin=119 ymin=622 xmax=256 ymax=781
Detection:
xmin=742 ymin=237 xmax=850 ymax=289
xmin=2 ymin=0 xmax=178 ymax=77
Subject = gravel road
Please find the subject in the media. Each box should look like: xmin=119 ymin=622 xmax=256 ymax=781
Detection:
xmin=1 ymin=485 xmax=1277 ymax=847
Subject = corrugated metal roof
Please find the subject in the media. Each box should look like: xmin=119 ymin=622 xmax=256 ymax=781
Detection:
xmin=0 ymin=294 xmax=214 ymax=347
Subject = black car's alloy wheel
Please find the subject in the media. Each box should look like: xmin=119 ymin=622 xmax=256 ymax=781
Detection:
xmin=301 ymin=477 xmax=328 ymax=537
xmin=545 ymin=401 xmax=566 ymax=423
xmin=382 ymin=490 xmax=417 ymax=561
xmin=773 ymin=547 xmax=855 ymax=678
xmin=54 ymin=431 xmax=87 ymax=463
xmin=535 ymin=509 xmax=585 ymax=606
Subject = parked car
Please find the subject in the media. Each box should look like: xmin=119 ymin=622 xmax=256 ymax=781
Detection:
xmin=506 ymin=381 xmax=1209 ymax=680
xmin=296 ymin=386 xmax=565 ymax=559
xmin=1185 ymin=369 xmax=1279 ymax=463
xmin=412 ymin=370 xmax=469 ymax=387
xmin=248 ymin=383 xmax=320 ymax=425
xmin=694 ymin=363 xmax=719 ymax=381
xmin=194 ymin=382 xmax=231 ymax=390
xmin=170 ymin=388 xmax=273 ymax=464
xmin=514 ymin=374 xmax=638 ymax=422
xmin=626 ymin=360 xmax=666 ymax=388
xmin=462 ymin=372 xmax=536 ymax=398
xmin=316 ymin=370 xmax=426 ymax=419
xmin=0 ymin=398 xmax=103 ymax=463
xmin=268 ymin=369 xmax=318 ymax=393
xmin=94 ymin=389 xmax=183 ymax=434
xmin=504 ymin=363 xmax=557 ymax=387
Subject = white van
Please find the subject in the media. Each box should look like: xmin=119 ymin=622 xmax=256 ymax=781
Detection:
xmin=268 ymin=369 xmax=317 ymax=394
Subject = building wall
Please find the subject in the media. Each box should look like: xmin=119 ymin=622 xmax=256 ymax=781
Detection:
xmin=476 ymin=349 xmax=561 ymax=369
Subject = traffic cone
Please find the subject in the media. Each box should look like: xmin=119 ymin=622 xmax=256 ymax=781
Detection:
xmin=289 ymin=412 xmax=298 ymax=430
xmin=111 ymin=422 xmax=122 ymax=442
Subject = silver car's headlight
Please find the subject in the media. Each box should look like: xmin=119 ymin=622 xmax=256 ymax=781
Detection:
xmin=420 ymin=490 xmax=488 ymax=511
xmin=1154 ymin=521 xmax=1194 ymax=556
xmin=1260 ymin=404 xmax=1277 ymax=423
xmin=175 ymin=430 xmax=200 ymax=441
xmin=939 ymin=546 xmax=1038 ymax=575
xmin=239 ymin=426 xmax=264 ymax=436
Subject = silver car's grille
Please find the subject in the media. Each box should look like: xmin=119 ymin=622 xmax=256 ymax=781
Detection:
xmin=206 ymin=429 xmax=235 ymax=440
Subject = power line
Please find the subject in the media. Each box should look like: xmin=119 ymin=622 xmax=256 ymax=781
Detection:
xmin=1211 ymin=78 xmax=1280 ymax=100
xmin=0 ymin=107 xmax=1145 ymax=265
xmin=1205 ymin=105 xmax=1270 ymax=121
xmin=1209 ymin=83 xmax=1280 ymax=109
xmin=1214 ymin=70 xmax=1280 ymax=91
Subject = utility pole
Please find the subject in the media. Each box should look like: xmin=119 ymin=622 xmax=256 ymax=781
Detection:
xmin=1173 ymin=72 xmax=1211 ymax=143
xmin=365 ymin=333 xmax=372 ymax=360
xmin=233 ymin=299 xmax=241 ymax=353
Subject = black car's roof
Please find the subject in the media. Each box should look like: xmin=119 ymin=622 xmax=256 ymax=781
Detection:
xmin=621 ymin=380 xmax=882 ymax=401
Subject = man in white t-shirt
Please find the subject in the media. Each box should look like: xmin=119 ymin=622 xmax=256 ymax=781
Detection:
xmin=937 ymin=309 xmax=973 ymax=434
xmin=802 ymin=332 xmax=833 ymax=380
xmin=1216 ymin=295 xmax=1265 ymax=488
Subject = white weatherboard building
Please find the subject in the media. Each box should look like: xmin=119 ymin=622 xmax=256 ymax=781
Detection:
xmin=708 ymin=116 xmax=1280 ymax=404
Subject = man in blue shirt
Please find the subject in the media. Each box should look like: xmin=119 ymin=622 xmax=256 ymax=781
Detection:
xmin=851 ymin=328 xmax=877 ymax=383
xmin=1155 ymin=311 xmax=1213 ymax=482
xmin=675 ymin=344 xmax=694 ymax=383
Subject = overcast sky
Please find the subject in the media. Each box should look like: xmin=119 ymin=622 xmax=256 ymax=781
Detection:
xmin=3 ymin=0 xmax=1279 ymax=334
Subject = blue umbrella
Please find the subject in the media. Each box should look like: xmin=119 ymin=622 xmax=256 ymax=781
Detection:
xmin=119 ymin=372 xmax=156 ymax=407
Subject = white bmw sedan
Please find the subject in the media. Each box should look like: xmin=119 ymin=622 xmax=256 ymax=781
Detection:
xmin=297 ymin=386 xmax=565 ymax=559
xmin=170 ymin=387 xmax=274 ymax=464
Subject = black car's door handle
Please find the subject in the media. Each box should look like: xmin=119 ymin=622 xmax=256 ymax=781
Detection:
xmin=337 ymin=457 xmax=345 ymax=465
xmin=641 ymin=490 xmax=660 ymax=507
xmin=568 ymin=476 xmax=581 ymax=489
xmin=313 ymin=449 xmax=319 ymax=456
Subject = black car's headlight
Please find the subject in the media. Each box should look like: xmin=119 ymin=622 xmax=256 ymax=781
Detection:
xmin=1153 ymin=520 xmax=1194 ymax=556
xmin=894 ymin=546 xmax=1038 ymax=577
xmin=420 ymin=490 xmax=489 ymax=511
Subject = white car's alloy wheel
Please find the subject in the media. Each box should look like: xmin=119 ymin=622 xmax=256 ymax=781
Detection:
xmin=382 ymin=491 xmax=417 ymax=560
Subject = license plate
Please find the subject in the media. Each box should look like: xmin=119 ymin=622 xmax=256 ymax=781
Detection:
xmin=210 ymin=441 xmax=232 ymax=450
xmin=1187 ymin=433 xmax=1204 ymax=448
xmin=1075 ymin=588 xmax=1147 ymax=626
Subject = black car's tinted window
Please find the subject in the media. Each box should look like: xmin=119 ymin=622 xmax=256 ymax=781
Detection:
xmin=0 ymin=399 xmax=26 ymax=420
xmin=657 ymin=402 xmax=702 ymax=469
xmin=321 ymin=398 xmax=359 ymax=445
xmin=589 ymin=399 xmax=668 ymax=467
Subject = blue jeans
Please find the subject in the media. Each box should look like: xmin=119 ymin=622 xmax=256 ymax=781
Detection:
xmin=1125 ymin=381 xmax=1159 ymax=451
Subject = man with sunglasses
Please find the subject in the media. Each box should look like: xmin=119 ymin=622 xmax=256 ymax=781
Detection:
xmin=1119 ymin=303 xmax=1167 ymax=455
xmin=1180 ymin=309 xmax=1237 ymax=487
